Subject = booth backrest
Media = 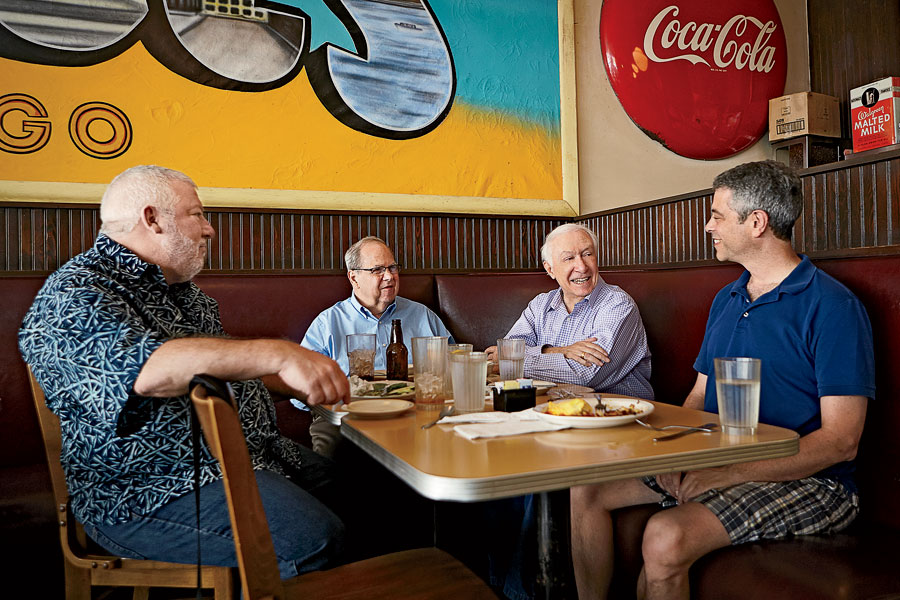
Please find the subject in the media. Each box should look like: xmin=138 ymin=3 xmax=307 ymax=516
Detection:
xmin=813 ymin=256 xmax=900 ymax=531
xmin=194 ymin=273 xmax=438 ymax=341
xmin=434 ymin=273 xmax=558 ymax=351
xmin=602 ymin=265 xmax=744 ymax=405
xmin=0 ymin=277 xmax=47 ymax=468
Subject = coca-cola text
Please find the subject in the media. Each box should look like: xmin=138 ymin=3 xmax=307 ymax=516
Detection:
xmin=643 ymin=5 xmax=778 ymax=73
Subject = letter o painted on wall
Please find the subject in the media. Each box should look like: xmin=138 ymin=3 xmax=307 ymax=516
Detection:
xmin=69 ymin=102 xmax=132 ymax=159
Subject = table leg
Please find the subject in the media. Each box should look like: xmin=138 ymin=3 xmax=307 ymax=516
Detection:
xmin=535 ymin=490 xmax=575 ymax=599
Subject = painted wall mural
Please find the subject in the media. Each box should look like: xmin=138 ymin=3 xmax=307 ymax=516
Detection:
xmin=0 ymin=0 xmax=567 ymax=212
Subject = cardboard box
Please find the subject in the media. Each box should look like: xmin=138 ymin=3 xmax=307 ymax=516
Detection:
xmin=768 ymin=92 xmax=841 ymax=141
xmin=850 ymin=77 xmax=900 ymax=153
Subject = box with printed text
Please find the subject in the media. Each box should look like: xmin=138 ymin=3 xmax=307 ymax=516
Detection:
xmin=851 ymin=77 xmax=900 ymax=153
xmin=768 ymin=92 xmax=841 ymax=142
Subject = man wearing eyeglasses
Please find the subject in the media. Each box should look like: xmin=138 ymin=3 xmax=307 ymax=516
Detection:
xmin=300 ymin=236 xmax=453 ymax=456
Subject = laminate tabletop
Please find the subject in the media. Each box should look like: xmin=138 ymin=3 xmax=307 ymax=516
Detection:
xmin=339 ymin=396 xmax=799 ymax=502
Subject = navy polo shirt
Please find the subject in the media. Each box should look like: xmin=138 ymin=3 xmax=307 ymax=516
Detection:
xmin=694 ymin=255 xmax=874 ymax=489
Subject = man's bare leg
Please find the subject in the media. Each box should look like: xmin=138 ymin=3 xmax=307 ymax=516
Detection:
xmin=638 ymin=502 xmax=731 ymax=600
xmin=570 ymin=479 xmax=661 ymax=599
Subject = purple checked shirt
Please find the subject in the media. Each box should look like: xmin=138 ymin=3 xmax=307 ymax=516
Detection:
xmin=505 ymin=278 xmax=654 ymax=400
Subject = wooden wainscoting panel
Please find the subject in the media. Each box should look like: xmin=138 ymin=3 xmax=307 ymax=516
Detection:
xmin=579 ymin=151 xmax=900 ymax=269
xmin=1 ymin=205 xmax=100 ymax=273
xmin=584 ymin=191 xmax=716 ymax=269
xmin=4 ymin=154 xmax=899 ymax=274
xmin=797 ymin=156 xmax=900 ymax=256
xmin=2 ymin=208 xmax=563 ymax=275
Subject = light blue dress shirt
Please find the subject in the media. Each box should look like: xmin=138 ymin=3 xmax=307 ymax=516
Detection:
xmin=301 ymin=294 xmax=454 ymax=374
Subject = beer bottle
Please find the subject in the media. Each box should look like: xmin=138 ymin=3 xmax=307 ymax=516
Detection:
xmin=385 ymin=319 xmax=409 ymax=380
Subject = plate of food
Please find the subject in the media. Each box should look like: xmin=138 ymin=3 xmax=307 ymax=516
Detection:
xmin=343 ymin=399 xmax=414 ymax=418
xmin=348 ymin=376 xmax=415 ymax=400
xmin=532 ymin=396 xmax=653 ymax=429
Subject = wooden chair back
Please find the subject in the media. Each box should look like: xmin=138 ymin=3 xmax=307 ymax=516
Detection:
xmin=190 ymin=375 xmax=500 ymax=600
xmin=28 ymin=367 xmax=234 ymax=600
xmin=190 ymin=375 xmax=285 ymax=599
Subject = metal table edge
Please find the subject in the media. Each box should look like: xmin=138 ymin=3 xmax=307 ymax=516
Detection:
xmin=341 ymin=427 xmax=799 ymax=502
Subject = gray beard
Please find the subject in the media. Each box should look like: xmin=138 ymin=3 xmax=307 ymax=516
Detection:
xmin=161 ymin=227 xmax=204 ymax=282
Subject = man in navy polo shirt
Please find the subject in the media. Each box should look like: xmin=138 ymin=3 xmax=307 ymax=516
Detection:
xmin=570 ymin=160 xmax=875 ymax=600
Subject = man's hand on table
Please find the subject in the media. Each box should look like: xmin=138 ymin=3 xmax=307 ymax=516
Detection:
xmin=485 ymin=345 xmax=499 ymax=374
xmin=544 ymin=338 xmax=610 ymax=367
xmin=279 ymin=346 xmax=349 ymax=406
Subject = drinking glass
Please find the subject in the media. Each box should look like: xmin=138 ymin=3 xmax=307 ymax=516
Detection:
xmin=450 ymin=351 xmax=489 ymax=413
xmin=444 ymin=343 xmax=473 ymax=396
xmin=412 ymin=336 xmax=448 ymax=409
xmin=346 ymin=333 xmax=376 ymax=380
xmin=497 ymin=338 xmax=526 ymax=380
xmin=714 ymin=357 xmax=761 ymax=434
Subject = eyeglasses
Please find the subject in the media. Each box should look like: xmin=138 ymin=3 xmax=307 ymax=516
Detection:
xmin=353 ymin=264 xmax=401 ymax=277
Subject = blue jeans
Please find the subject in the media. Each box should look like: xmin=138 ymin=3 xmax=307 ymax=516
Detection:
xmin=486 ymin=495 xmax=536 ymax=600
xmin=84 ymin=469 xmax=345 ymax=579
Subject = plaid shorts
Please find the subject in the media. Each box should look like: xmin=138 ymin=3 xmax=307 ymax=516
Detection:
xmin=641 ymin=475 xmax=859 ymax=545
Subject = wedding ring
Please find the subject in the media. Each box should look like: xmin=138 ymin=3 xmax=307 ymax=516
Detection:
xmin=580 ymin=352 xmax=585 ymax=360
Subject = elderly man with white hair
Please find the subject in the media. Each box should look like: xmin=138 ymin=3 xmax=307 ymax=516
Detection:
xmin=20 ymin=165 xmax=348 ymax=579
xmin=482 ymin=223 xmax=653 ymax=600
xmin=487 ymin=222 xmax=653 ymax=399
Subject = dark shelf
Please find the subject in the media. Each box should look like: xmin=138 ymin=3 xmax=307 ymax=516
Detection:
xmin=771 ymin=134 xmax=846 ymax=170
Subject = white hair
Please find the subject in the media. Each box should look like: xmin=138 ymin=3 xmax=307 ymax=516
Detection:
xmin=344 ymin=236 xmax=388 ymax=270
xmin=540 ymin=223 xmax=599 ymax=265
xmin=99 ymin=165 xmax=196 ymax=235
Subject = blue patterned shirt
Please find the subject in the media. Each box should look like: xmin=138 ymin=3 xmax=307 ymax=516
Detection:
xmin=19 ymin=235 xmax=305 ymax=526
xmin=505 ymin=279 xmax=654 ymax=400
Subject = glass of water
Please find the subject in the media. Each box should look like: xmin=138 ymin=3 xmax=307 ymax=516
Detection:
xmin=497 ymin=338 xmax=526 ymax=380
xmin=450 ymin=351 xmax=489 ymax=413
xmin=444 ymin=343 xmax=474 ymax=397
xmin=713 ymin=357 xmax=761 ymax=434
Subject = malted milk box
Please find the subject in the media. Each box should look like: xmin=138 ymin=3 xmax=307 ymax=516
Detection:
xmin=851 ymin=77 xmax=900 ymax=152
xmin=768 ymin=92 xmax=841 ymax=141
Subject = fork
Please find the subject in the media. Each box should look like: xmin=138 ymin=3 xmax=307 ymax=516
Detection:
xmin=635 ymin=419 xmax=718 ymax=432
xmin=653 ymin=424 xmax=718 ymax=442
xmin=548 ymin=387 xmax=598 ymax=400
xmin=421 ymin=405 xmax=455 ymax=429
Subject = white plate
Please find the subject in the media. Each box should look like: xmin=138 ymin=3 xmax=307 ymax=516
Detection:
xmin=344 ymin=399 xmax=414 ymax=418
xmin=350 ymin=379 xmax=416 ymax=400
xmin=532 ymin=397 xmax=654 ymax=429
xmin=532 ymin=380 xmax=557 ymax=392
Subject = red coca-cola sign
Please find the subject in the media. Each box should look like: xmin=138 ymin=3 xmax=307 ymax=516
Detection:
xmin=600 ymin=1 xmax=787 ymax=160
